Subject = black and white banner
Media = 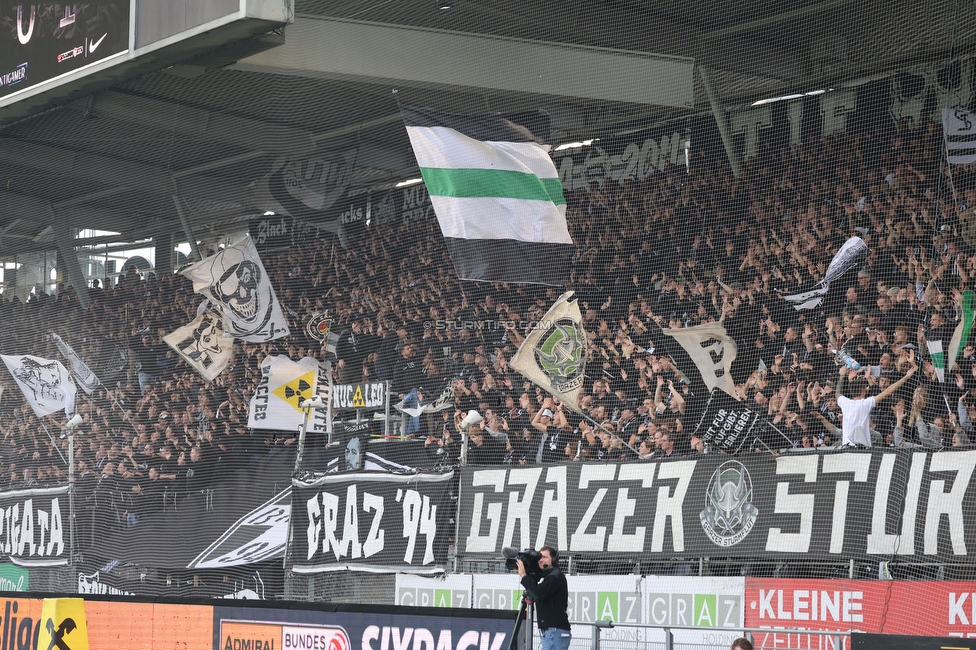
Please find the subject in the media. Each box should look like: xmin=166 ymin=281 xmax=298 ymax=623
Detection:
xmin=0 ymin=486 xmax=68 ymax=566
xmin=291 ymin=471 xmax=455 ymax=574
xmin=457 ymin=451 xmax=976 ymax=562
xmin=332 ymin=381 xmax=385 ymax=410
xmin=693 ymin=389 xmax=763 ymax=454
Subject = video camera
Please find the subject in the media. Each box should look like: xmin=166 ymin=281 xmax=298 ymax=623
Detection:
xmin=502 ymin=547 xmax=543 ymax=576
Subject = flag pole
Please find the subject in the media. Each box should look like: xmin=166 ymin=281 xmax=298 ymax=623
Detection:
xmin=37 ymin=419 xmax=68 ymax=465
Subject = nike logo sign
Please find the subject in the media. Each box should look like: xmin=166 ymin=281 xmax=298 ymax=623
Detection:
xmin=88 ymin=33 xmax=107 ymax=54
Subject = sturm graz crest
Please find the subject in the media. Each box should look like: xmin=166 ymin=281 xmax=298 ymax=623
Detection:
xmin=534 ymin=318 xmax=586 ymax=393
xmin=304 ymin=312 xmax=333 ymax=342
xmin=700 ymin=460 xmax=759 ymax=547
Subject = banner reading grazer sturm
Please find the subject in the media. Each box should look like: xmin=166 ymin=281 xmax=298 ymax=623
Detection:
xmin=291 ymin=471 xmax=455 ymax=574
xmin=457 ymin=451 xmax=976 ymax=562
xmin=0 ymin=486 xmax=68 ymax=566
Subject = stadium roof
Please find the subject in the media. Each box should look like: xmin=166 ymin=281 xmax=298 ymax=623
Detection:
xmin=0 ymin=0 xmax=974 ymax=258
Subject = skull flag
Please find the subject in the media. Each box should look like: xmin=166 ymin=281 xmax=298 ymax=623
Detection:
xmin=163 ymin=311 xmax=235 ymax=382
xmin=180 ymin=236 xmax=290 ymax=342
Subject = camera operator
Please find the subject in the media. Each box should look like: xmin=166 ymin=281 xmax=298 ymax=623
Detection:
xmin=516 ymin=547 xmax=571 ymax=650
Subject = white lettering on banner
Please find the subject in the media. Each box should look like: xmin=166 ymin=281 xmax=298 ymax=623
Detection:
xmin=571 ymin=465 xmax=616 ymax=551
xmin=466 ymin=470 xmax=506 ymax=552
xmin=608 ymin=464 xmax=654 ymax=552
xmin=0 ymin=495 xmax=64 ymax=559
xmin=254 ymin=217 xmax=288 ymax=245
xmin=362 ymin=627 xmax=506 ymax=650
xmin=765 ymin=455 xmax=817 ymax=553
xmin=648 ymin=592 xmax=742 ymax=627
xmin=502 ymin=468 xmax=542 ymax=551
xmin=332 ymin=382 xmax=385 ymax=409
xmin=866 ymin=452 xmax=925 ymax=555
xmin=555 ymin=133 xmax=687 ymax=191
xmin=535 ymin=466 xmax=567 ymax=550
xmin=305 ymin=489 xmax=385 ymax=561
xmin=820 ymin=454 xmax=870 ymax=554
xmin=924 ymin=451 xmax=976 ymax=555
xmin=756 ymin=589 xmax=863 ymax=623
xmin=397 ymin=488 xmax=437 ymax=565
xmin=651 ymin=461 xmax=694 ymax=553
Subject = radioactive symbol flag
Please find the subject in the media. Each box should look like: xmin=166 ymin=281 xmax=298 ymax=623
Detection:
xmin=273 ymin=371 xmax=317 ymax=411
xmin=247 ymin=356 xmax=324 ymax=431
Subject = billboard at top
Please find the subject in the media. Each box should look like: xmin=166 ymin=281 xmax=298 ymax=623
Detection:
xmin=0 ymin=3 xmax=130 ymax=99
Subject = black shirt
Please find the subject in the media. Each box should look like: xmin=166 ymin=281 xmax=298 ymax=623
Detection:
xmin=521 ymin=566 xmax=571 ymax=631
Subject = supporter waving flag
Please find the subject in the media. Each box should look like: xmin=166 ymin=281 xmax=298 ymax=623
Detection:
xmin=660 ymin=322 xmax=739 ymax=399
xmin=180 ymin=236 xmax=290 ymax=342
xmin=50 ymin=333 xmax=100 ymax=395
xmin=1 ymin=354 xmax=76 ymax=417
xmin=510 ymin=291 xmax=587 ymax=412
xmin=780 ymin=236 xmax=868 ymax=310
xmin=163 ymin=311 xmax=235 ymax=382
xmin=401 ymin=105 xmax=574 ymax=285
xmin=930 ymin=289 xmax=976 ymax=382
xmin=943 ymin=108 xmax=976 ymax=164
xmin=247 ymin=356 xmax=331 ymax=432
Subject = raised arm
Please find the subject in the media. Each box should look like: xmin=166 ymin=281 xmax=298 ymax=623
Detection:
xmin=875 ymin=364 xmax=918 ymax=404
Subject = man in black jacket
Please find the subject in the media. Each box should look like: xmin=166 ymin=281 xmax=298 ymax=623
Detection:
xmin=517 ymin=547 xmax=571 ymax=650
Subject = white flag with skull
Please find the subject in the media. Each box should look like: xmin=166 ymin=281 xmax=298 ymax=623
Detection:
xmin=163 ymin=310 xmax=235 ymax=381
xmin=180 ymin=236 xmax=291 ymax=342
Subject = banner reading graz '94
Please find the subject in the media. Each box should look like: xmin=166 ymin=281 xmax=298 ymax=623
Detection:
xmin=291 ymin=471 xmax=454 ymax=574
xmin=0 ymin=485 xmax=68 ymax=566
xmin=457 ymin=450 xmax=976 ymax=562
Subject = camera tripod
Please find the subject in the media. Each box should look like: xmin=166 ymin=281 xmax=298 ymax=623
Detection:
xmin=508 ymin=591 xmax=535 ymax=650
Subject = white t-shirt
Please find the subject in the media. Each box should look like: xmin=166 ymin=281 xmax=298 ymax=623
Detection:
xmin=837 ymin=395 xmax=876 ymax=447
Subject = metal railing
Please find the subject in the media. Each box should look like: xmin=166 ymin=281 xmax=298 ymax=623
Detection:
xmin=568 ymin=622 xmax=850 ymax=650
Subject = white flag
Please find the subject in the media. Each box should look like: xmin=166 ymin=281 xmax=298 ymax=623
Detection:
xmin=944 ymin=108 xmax=976 ymax=164
xmin=661 ymin=322 xmax=739 ymax=398
xmin=510 ymin=291 xmax=588 ymax=414
xmin=163 ymin=311 xmax=235 ymax=382
xmin=248 ymin=356 xmax=330 ymax=432
xmin=1 ymin=354 xmax=77 ymax=417
xmin=180 ymin=236 xmax=290 ymax=342
xmin=50 ymin=333 xmax=100 ymax=395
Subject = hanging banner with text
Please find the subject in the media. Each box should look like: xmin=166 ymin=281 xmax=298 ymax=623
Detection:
xmin=0 ymin=485 xmax=68 ymax=566
xmin=457 ymin=451 xmax=976 ymax=562
xmin=290 ymin=470 xmax=455 ymax=574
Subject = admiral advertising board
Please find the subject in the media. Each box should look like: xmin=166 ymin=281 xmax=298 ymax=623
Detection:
xmin=457 ymin=451 xmax=976 ymax=562
xmin=213 ymin=604 xmax=515 ymax=650
xmin=0 ymin=3 xmax=130 ymax=99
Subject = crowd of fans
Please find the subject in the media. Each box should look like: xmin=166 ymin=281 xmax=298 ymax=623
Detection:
xmin=0 ymin=118 xmax=973 ymax=526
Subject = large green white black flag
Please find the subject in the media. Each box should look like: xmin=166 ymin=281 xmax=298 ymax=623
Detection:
xmin=401 ymin=106 xmax=574 ymax=285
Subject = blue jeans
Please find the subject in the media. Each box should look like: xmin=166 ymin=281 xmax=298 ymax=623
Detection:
xmin=540 ymin=628 xmax=571 ymax=650
xmin=402 ymin=388 xmax=422 ymax=436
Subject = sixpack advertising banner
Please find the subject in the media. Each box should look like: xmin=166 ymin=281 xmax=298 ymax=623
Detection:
xmin=457 ymin=451 xmax=976 ymax=562
xmin=213 ymin=604 xmax=515 ymax=650
xmin=0 ymin=486 xmax=68 ymax=566
xmin=291 ymin=471 xmax=455 ymax=574
xmin=0 ymin=3 xmax=130 ymax=100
